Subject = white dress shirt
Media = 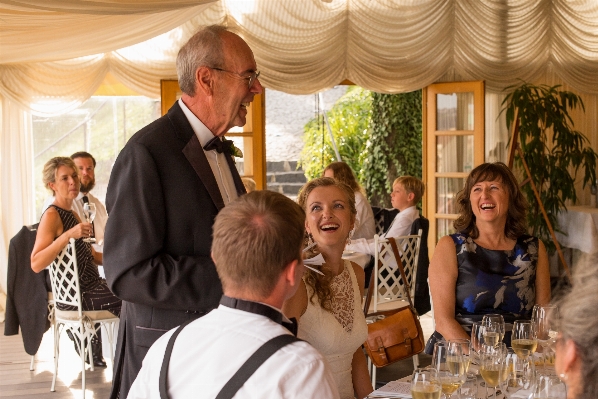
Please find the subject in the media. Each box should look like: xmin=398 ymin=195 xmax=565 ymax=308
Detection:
xmin=42 ymin=191 xmax=108 ymax=244
xmin=127 ymin=305 xmax=340 ymax=399
xmin=346 ymin=205 xmax=420 ymax=256
xmin=179 ymin=99 xmax=238 ymax=205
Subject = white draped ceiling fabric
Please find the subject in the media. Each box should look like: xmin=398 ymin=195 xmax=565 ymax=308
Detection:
xmin=1 ymin=0 xmax=598 ymax=298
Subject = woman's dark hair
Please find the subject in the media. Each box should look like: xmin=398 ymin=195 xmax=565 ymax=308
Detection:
xmin=453 ymin=162 xmax=528 ymax=239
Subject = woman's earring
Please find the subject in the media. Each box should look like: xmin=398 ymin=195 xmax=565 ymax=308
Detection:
xmin=558 ymin=373 xmax=568 ymax=381
xmin=346 ymin=229 xmax=354 ymax=246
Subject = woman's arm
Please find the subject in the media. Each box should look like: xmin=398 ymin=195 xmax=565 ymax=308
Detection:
xmin=30 ymin=208 xmax=90 ymax=273
xmin=91 ymin=247 xmax=103 ymax=265
xmin=282 ymin=279 xmax=308 ymax=320
xmin=352 ymin=347 xmax=373 ymax=399
xmin=534 ymin=239 xmax=551 ymax=305
xmin=428 ymin=235 xmax=469 ymax=340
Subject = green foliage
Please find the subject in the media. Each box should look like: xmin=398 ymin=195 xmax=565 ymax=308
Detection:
xmin=361 ymin=90 xmax=422 ymax=207
xmin=299 ymin=87 xmax=372 ymax=180
xmin=503 ymin=82 xmax=598 ymax=254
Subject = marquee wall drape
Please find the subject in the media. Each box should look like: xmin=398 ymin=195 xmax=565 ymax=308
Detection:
xmin=1 ymin=0 xmax=598 ymax=300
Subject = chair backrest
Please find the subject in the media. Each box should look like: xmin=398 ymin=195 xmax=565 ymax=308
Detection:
xmin=370 ymin=230 xmax=422 ymax=313
xmin=410 ymin=217 xmax=431 ymax=315
xmin=371 ymin=206 xmax=399 ymax=236
xmin=48 ymin=238 xmax=83 ymax=318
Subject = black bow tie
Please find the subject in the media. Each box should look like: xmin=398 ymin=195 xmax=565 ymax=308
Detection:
xmin=220 ymin=296 xmax=298 ymax=336
xmin=81 ymin=195 xmax=89 ymax=204
xmin=203 ymin=136 xmax=233 ymax=154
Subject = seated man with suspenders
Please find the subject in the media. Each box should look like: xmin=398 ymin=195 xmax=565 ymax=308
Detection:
xmin=127 ymin=191 xmax=340 ymax=399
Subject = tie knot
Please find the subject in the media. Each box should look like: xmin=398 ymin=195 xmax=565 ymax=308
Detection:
xmin=203 ymin=136 xmax=234 ymax=154
xmin=82 ymin=195 xmax=89 ymax=204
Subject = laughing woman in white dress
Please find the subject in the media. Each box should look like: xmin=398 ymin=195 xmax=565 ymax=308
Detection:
xmin=284 ymin=177 xmax=373 ymax=399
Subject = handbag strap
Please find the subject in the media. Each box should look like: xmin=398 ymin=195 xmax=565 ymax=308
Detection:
xmin=159 ymin=322 xmax=300 ymax=399
xmin=388 ymin=237 xmax=417 ymax=312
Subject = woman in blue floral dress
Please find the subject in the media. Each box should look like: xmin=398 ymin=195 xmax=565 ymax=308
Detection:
xmin=426 ymin=162 xmax=551 ymax=353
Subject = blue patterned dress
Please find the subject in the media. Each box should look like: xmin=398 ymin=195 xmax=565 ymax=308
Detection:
xmin=425 ymin=232 xmax=539 ymax=353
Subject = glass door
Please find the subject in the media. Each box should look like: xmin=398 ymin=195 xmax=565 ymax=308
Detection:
xmin=423 ymin=81 xmax=485 ymax=255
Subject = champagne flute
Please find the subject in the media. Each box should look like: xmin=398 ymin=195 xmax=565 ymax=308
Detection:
xmin=82 ymin=203 xmax=96 ymax=243
xmin=438 ymin=370 xmax=462 ymax=399
xmin=482 ymin=314 xmax=505 ymax=347
xmin=532 ymin=305 xmax=559 ymax=369
xmin=411 ymin=368 xmax=441 ymax=399
xmin=512 ymin=320 xmax=538 ymax=358
xmin=480 ymin=343 xmax=508 ymax=399
xmin=500 ymin=347 xmax=535 ymax=398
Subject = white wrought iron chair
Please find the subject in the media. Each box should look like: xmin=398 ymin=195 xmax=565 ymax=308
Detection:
xmin=363 ymin=230 xmax=422 ymax=386
xmin=48 ymin=238 xmax=119 ymax=398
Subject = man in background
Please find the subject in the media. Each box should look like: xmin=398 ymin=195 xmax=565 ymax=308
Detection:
xmin=103 ymin=25 xmax=261 ymax=399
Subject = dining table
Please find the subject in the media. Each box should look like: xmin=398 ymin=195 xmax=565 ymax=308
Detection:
xmin=365 ymin=353 xmax=561 ymax=398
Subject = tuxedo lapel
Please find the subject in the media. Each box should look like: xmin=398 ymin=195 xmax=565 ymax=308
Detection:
xmin=224 ymin=153 xmax=247 ymax=197
xmin=182 ymin=135 xmax=225 ymax=211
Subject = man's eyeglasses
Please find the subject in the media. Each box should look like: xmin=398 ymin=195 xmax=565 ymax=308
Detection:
xmin=211 ymin=67 xmax=260 ymax=89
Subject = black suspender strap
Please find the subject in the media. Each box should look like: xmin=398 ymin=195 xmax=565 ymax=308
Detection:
xmin=159 ymin=319 xmax=194 ymax=399
xmin=159 ymin=322 xmax=301 ymax=399
xmin=215 ymin=334 xmax=300 ymax=399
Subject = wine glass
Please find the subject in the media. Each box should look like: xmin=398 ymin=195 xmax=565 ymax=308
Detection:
xmin=82 ymin=203 xmax=96 ymax=243
xmin=460 ymin=374 xmax=478 ymax=399
xmin=479 ymin=343 xmax=508 ymax=399
xmin=438 ymin=370 xmax=462 ymax=399
xmin=447 ymin=339 xmax=471 ymax=375
xmin=500 ymin=347 xmax=535 ymax=398
xmin=470 ymin=321 xmax=484 ymax=358
xmin=532 ymin=305 xmax=559 ymax=369
xmin=482 ymin=314 xmax=505 ymax=347
xmin=535 ymin=373 xmax=567 ymax=398
xmin=431 ymin=341 xmax=449 ymax=372
xmin=411 ymin=368 xmax=441 ymax=399
xmin=511 ymin=320 xmax=538 ymax=359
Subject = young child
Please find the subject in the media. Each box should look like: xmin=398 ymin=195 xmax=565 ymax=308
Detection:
xmin=345 ymin=176 xmax=425 ymax=256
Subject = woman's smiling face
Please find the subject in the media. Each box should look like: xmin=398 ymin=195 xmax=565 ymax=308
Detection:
xmin=304 ymin=185 xmax=355 ymax=249
xmin=469 ymin=179 xmax=509 ymax=225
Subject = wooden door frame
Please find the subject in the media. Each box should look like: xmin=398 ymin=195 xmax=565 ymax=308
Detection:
xmin=423 ymin=81 xmax=485 ymax=256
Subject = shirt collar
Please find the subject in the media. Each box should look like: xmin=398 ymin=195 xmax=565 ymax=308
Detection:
xmin=178 ymin=98 xmax=218 ymax=147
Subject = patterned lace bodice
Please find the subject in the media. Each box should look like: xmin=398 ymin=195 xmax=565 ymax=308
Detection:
xmin=330 ymin=264 xmax=355 ymax=333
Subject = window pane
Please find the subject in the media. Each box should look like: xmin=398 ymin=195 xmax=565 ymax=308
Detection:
xmin=436 ymin=92 xmax=474 ymax=131
xmin=33 ymin=96 xmax=160 ymax=219
xmin=436 ymin=135 xmax=474 ymax=173
xmin=436 ymin=219 xmax=456 ymax=241
xmin=436 ymin=177 xmax=465 ymax=214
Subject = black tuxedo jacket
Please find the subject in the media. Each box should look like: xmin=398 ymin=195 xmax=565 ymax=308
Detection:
xmin=103 ymin=102 xmax=245 ymax=399
xmin=4 ymin=224 xmax=52 ymax=355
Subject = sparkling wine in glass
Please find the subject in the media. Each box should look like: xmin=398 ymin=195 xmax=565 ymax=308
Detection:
xmin=411 ymin=368 xmax=441 ymax=399
xmin=447 ymin=339 xmax=471 ymax=374
xmin=482 ymin=314 xmax=506 ymax=347
xmin=83 ymin=203 xmax=96 ymax=243
xmin=500 ymin=347 xmax=535 ymax=398
xmin=479 ymin=343 xmax=508 ymax=399
xmin=511 ymin=320 xmax=538 ymax=358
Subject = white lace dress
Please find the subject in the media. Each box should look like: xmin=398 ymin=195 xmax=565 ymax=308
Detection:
xmin=298 ymin=260 xmax=368 ymax=399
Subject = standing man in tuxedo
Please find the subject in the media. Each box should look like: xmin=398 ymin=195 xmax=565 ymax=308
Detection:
xmin=41 ymin=151 xmax=108 ymax=244
xmin=103 ymin=25 xmax=261 ymax=399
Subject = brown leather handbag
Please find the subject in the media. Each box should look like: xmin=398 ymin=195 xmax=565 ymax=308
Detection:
xmin=363 ymin=237 xmax=425 ymax=368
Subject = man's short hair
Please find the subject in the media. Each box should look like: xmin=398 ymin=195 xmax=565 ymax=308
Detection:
xmin=393 ymin=176 xmax=425 ymax=204
xmin=71 ymin=151 xmax=96 ymax=167
xmin=212 ymin=190 xmax=306 ymax=298
xmin=176 ymin=25 xmax=229 ymax=97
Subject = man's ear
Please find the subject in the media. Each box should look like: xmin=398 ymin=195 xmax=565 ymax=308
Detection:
xmin=196 ymin=66 xmax=214 ymax=95
xmin=284 ymin=259 xmax=301 ymax=287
